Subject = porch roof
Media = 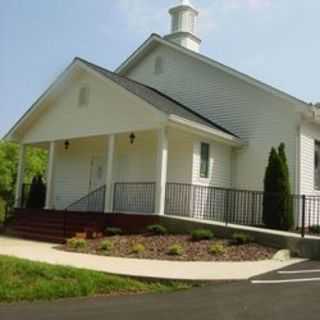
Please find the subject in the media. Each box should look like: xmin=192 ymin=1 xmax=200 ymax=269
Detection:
xmin=76 ymin=58 xmax=239 ymax=139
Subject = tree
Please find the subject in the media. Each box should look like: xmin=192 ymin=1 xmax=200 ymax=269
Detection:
xmin=278 ymin=143 xmax=294 ymax=230
xmin=263 ymin=144 xmax=294 ymax=230
xmin=26 ymin=175 xmax=46 ymax=209
xmin=0 ymin=141 xmax=47 ymax=209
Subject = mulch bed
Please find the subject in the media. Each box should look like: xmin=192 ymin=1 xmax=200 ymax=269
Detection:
xmin=62 ymin=234 xmax=276 ymax=262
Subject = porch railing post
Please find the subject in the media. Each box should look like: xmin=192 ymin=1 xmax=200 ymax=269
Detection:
xmin=63 ymin=211 xmax=67 ymax=239
xmin=225 ymin=189 xmax=230 ymax=226
xmin=105 ymin=135 xmax=115 ymax=213
xmin=301 ymin=195 xmax=306 ymax=238
xmin=15 ymin=144 xmax=26 ymax=208
xmin=155 ymin=127 xmax=168 ymax=215
xmin=45 ymin=141 xmax=56 ymax=210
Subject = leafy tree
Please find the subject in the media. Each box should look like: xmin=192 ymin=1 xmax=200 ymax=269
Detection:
xmin=263 ymin=144 xmax=294 ymax=230
xmin=0 ymin=141 xmax=47 ymax=212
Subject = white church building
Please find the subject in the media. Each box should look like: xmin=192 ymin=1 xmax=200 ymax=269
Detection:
xmin=5 ymin=1 xmax=320 ymax=225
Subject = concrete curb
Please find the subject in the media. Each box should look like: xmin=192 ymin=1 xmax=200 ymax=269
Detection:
xmin=0 ymin=236 xmax=304 ymax=281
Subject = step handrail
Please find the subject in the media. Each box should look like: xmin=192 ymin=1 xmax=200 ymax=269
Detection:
xmin=65 ymin=185 xmax=106 ymax=213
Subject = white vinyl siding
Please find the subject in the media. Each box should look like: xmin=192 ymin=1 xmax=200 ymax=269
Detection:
xmin=52 ymin=126 xmax=227 ymax=210
xmin=125 ymin=44 xmax=298 ymax=192
xmin=192 ymin=139 xmax=232 ymax=188
xmin=300 ymin=122 xmax=320 ymax=195
xmin=53 ymin=136 xmax=107 ymax=210
xmin=20 ymin=69 xmax=165 ymax=144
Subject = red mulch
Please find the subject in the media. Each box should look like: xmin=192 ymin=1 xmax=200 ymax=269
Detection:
xmin=62 ymin=234 xmax=276 ymax=262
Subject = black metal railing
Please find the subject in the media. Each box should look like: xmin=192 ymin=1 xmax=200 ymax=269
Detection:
xmin=113 ymin=182 xmax=156 ymax=213
xmin=165 ymin=183 xmax=320 ymax=238
xmin=66 ymin=185 xmax=106 ymax=213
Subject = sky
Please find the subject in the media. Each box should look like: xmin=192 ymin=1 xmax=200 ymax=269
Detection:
xmin=1 ymin=0 xmax=320 ymax=138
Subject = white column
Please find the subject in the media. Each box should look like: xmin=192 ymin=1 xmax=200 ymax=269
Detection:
xmin=15 ymin=144 xmax=27 ymax=208
xmin=155 ymin=127 xmax=168 ymax=215
xmin=105 ymin=135 xmax=115 ymax=212
xmin=45 ymin=141 xmax=56 ymax=210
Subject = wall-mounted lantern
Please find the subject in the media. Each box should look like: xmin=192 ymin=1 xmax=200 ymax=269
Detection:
xmin=64 ymin=140 xmax=70 ymax=150
xmin=129 ymin=133 xmax=136 ymax=145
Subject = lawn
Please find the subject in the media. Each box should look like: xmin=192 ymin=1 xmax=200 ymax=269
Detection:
xmin=0 ymin=255 xmax=194 ymax=303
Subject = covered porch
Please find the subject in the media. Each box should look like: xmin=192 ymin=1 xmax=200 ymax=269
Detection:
xmin=16 ymin=122 xmax=232 ymax=216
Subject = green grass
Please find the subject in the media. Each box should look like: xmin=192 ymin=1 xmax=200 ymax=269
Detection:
xmin=0 ymin=255 xmax=195 ymax=303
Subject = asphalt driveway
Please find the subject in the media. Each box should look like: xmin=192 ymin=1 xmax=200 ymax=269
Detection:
xmin=1 ymin=260 xmax=320 ymax=320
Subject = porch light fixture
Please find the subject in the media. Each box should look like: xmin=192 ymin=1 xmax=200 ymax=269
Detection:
xmin=129 ymin=133 xmax=136 ymax=145
xmin=64 ymin=140 xmax=70 ymax=150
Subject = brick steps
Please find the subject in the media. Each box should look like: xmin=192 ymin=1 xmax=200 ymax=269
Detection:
xmin=8 ymin=209 xmax=160 ymax=243
xmin=10 ymin=209 xmax=108 ymax=243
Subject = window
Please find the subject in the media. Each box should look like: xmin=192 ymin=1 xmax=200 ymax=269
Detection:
xmin=78 ymin=86 xmax=90 ymax=107
xmin=200 ymin=143 xmax=210 ymax=178
xmin=154 ymin=56 xmax=164 ymax=75
xmin=315 ymin=141 xmax=320 ymax=190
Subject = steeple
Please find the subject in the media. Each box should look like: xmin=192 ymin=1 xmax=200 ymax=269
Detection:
xmin=164 ymin=0 xmax=201 ymax=52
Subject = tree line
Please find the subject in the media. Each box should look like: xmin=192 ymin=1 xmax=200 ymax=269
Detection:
xmin=0 ymin=141 xmax=47 ymax=221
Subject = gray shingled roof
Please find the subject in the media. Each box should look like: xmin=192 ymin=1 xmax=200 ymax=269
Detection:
xmin=76 ymin=57 xmax=237 ymax=137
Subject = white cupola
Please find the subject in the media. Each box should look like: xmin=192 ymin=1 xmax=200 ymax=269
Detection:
xmin=164 ymin=0 xmax=201 ymax=52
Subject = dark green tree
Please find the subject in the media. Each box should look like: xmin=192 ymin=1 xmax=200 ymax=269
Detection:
xmin=26 ymin=175 xmax=46 ymax=209
xmin=263 ymin=144 xmax=294 ymax=230
xmin=278 ymin=143 xmax=294 ymax=230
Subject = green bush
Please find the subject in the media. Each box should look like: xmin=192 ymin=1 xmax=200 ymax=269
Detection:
xmin=168 ymin=244 xmax=184 ymax=256
xmin=191 ymin=229 xmax=214 ymax=241
xmin=67 ymin=238 xmax=88 ymax=250
xmin=132 ymin=244 xmax=145 ymax=254
xmin=99 ymin=240 xmax=113 ymax=252
xmin=309 ymin=225 xmax=320 ymax=234
xmin=231 ymin=233 xmax=254 ymax=245
xmin=146 ymin=224 xmax=167 ymax=235
xmin=105 ymin=227 xmax=123 ymax=236
xmin=263 ymin=144 xmax=293 ymax=231
xmin=208 ymin=243 xmax=226 ymax=255
xmin=26 ymin=175 xmax=46 ymax=209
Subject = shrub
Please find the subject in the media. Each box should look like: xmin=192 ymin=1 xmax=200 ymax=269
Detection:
xmin=67 ymin=238 xmax=87 ymax=250
xmin=231 ymin=233 xmax=254 ymax=245
xmin=263 ymin=144 xmax=293 ymax=231
xmin=99 ymin=240 xmax=113 ymax=252
xmin=26 ymin=175 xmax=46 ymax=209
xmin=146 ymin=224 xmax=167 ymax=235
xmin=105 ymin=227 xmax=122 ymax=236
xmin=132 ymin=244 xmax=145 ymax=254
xmin=208 ymin=243 xmax=226 ymax=255
xmin=309 ymin=225 xmax=320 ymax=234
xmin=191 ymin=229 xmax=214 ymax=241
xmin=168 ymin=244 xmax=184 ymax=256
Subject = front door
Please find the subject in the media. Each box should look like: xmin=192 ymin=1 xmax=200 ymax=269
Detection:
xmin=89 ymin=156 xmax=105 ymax=192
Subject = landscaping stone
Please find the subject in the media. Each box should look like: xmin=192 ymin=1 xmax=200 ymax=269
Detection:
xmin=62 ymin=234 xmax=276 ymax=262
xmin=272 ymin=249 xmax=291 ymax=262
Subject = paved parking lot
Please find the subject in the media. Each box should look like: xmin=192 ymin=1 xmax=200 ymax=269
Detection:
xmin=1 ymin=260 xmax=320 ymax=320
